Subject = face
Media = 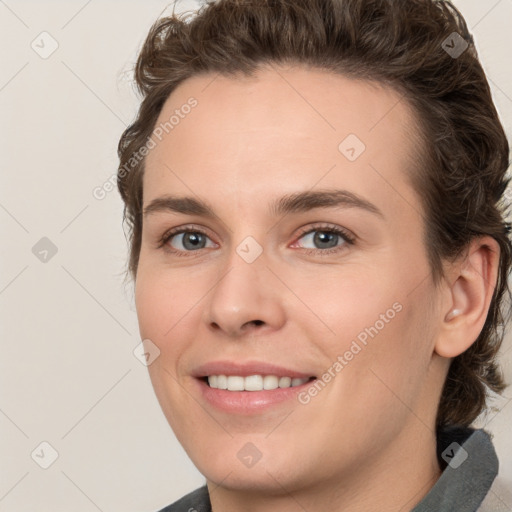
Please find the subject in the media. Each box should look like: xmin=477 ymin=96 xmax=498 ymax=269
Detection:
xmin=135 ymin=65 xmax=446 ymax=494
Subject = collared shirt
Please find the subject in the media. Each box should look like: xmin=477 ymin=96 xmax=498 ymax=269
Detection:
xmin=156 ymin=427 xmax=501 ymax=512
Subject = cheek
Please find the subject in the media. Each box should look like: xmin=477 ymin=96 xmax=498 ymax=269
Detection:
xmin=300 ymin=264 xmax=434 ymax=398
xmin=342 ymin=287 xmax=436 ymax=417
xmin=291 ymin=266 xmax=401 ymax=351
xmin=134 ymin=272 xmax=200 ymax=429
xmin=135 ymin=279 xmax=168 ymax=342
xmin=134 ymin=267 xmax=201 ymax=343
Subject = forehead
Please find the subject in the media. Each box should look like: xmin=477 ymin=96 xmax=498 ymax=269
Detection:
xmin=143 ymin=65 xmax=423 ymax=221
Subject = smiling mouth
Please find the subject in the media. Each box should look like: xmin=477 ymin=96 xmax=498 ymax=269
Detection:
xmin=203 ymin=375 xmax=316 ymax=391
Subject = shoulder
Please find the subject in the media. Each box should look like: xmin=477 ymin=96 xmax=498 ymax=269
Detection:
xmin=155 ymin=485 xmax=211 ymax=512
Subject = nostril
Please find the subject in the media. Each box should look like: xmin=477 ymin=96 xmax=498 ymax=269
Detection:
xmin=241 ymin=320 xmax=265 ymax=330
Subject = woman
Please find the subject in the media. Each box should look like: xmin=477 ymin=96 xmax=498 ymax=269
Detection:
xmin=117 ymin=0 xmax=511 ymax=510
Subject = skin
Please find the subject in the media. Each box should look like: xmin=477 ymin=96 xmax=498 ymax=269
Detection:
xmin=134 ymin=64 xmax=499 ymax=512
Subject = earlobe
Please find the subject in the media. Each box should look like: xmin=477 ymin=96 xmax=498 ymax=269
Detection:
xmin=434 ymin=237 xmax=500 ymax=359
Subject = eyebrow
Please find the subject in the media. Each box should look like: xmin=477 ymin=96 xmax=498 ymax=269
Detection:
xmin=143 ymin=189 xmax=384 ymax=220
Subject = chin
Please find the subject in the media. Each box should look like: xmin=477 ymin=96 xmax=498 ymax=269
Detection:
xmin=203 ymin=464 xmax=299 ymax=494
xmin=190 ymin=441 xmax=310 ymax=493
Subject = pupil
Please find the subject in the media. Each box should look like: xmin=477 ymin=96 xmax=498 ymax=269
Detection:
xmin=315 ymin=231 xmax=337 ymax=249
xmin=184 ymin=233 xmax=204 ymax=250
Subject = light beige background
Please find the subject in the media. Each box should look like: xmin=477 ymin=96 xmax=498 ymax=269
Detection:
xmin=1 ymin=1 xmax=511 ymax=510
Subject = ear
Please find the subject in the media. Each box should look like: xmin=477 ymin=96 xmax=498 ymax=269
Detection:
xmin=434 ymin=236 xmax=500 ymax=358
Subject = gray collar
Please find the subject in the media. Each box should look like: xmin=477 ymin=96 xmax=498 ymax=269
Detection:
xmin=412 ymin=427 xmax=498 ymax=512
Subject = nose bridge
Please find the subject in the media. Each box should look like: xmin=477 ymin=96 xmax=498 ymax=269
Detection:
xmin=202 ymin=238 xmax=286 ymax=337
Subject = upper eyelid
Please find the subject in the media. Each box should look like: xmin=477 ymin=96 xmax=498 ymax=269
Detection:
xmin=296 ymin=223 xmax=353 ymax=237
xmin=165 ymin=223 xmax=348 ymax=236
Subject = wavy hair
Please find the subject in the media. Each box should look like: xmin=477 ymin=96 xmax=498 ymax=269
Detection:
xmin=117 ymin=0 xmax=512 ymax=427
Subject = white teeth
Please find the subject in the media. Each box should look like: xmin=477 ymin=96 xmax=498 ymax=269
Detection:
xmin=278 ymin=376 xmax=292 ymax=388
xmin=217 ymin=375 xmax=228 ymax=389
xmin=244 ymin=375 xmax=263 ymax=391
xmin=207 ymin=374 xmax=310 ymax=391
xmin=263 ymin=375 xmax=279 ymax=390
xmin=227 ymin=376 xmax=245 ymax=391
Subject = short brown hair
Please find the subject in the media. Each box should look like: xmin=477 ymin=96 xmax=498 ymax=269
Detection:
xmin=117 ymin=0 xmax=512 ymax=428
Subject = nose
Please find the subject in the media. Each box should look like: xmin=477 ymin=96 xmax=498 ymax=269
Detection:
xmin=202 ymin=251 xmax=286 ymax=339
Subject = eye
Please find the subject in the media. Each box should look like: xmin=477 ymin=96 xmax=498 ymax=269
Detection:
xmin=158 ymin=223 xmax=355 ymax=257
xmin=160 ymin=226 xmax=217 ymax=255
xmin=293 ymin=224 xmax=355 ymax=254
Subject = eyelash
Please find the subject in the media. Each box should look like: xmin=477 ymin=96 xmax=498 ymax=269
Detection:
xmin=157 ymin=223 xmax=356 ymax=258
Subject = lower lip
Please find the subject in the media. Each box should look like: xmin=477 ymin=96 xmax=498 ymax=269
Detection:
xmin=196 ymin=378 xmax=316 ymax=414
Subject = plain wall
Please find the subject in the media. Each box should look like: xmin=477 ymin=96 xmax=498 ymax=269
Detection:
xmin=1 ymin=0 xmax=511 ymax=510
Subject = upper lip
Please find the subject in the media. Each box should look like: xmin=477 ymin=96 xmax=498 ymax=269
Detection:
xmin=192 ymin=361 xmax=315 ymax=379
